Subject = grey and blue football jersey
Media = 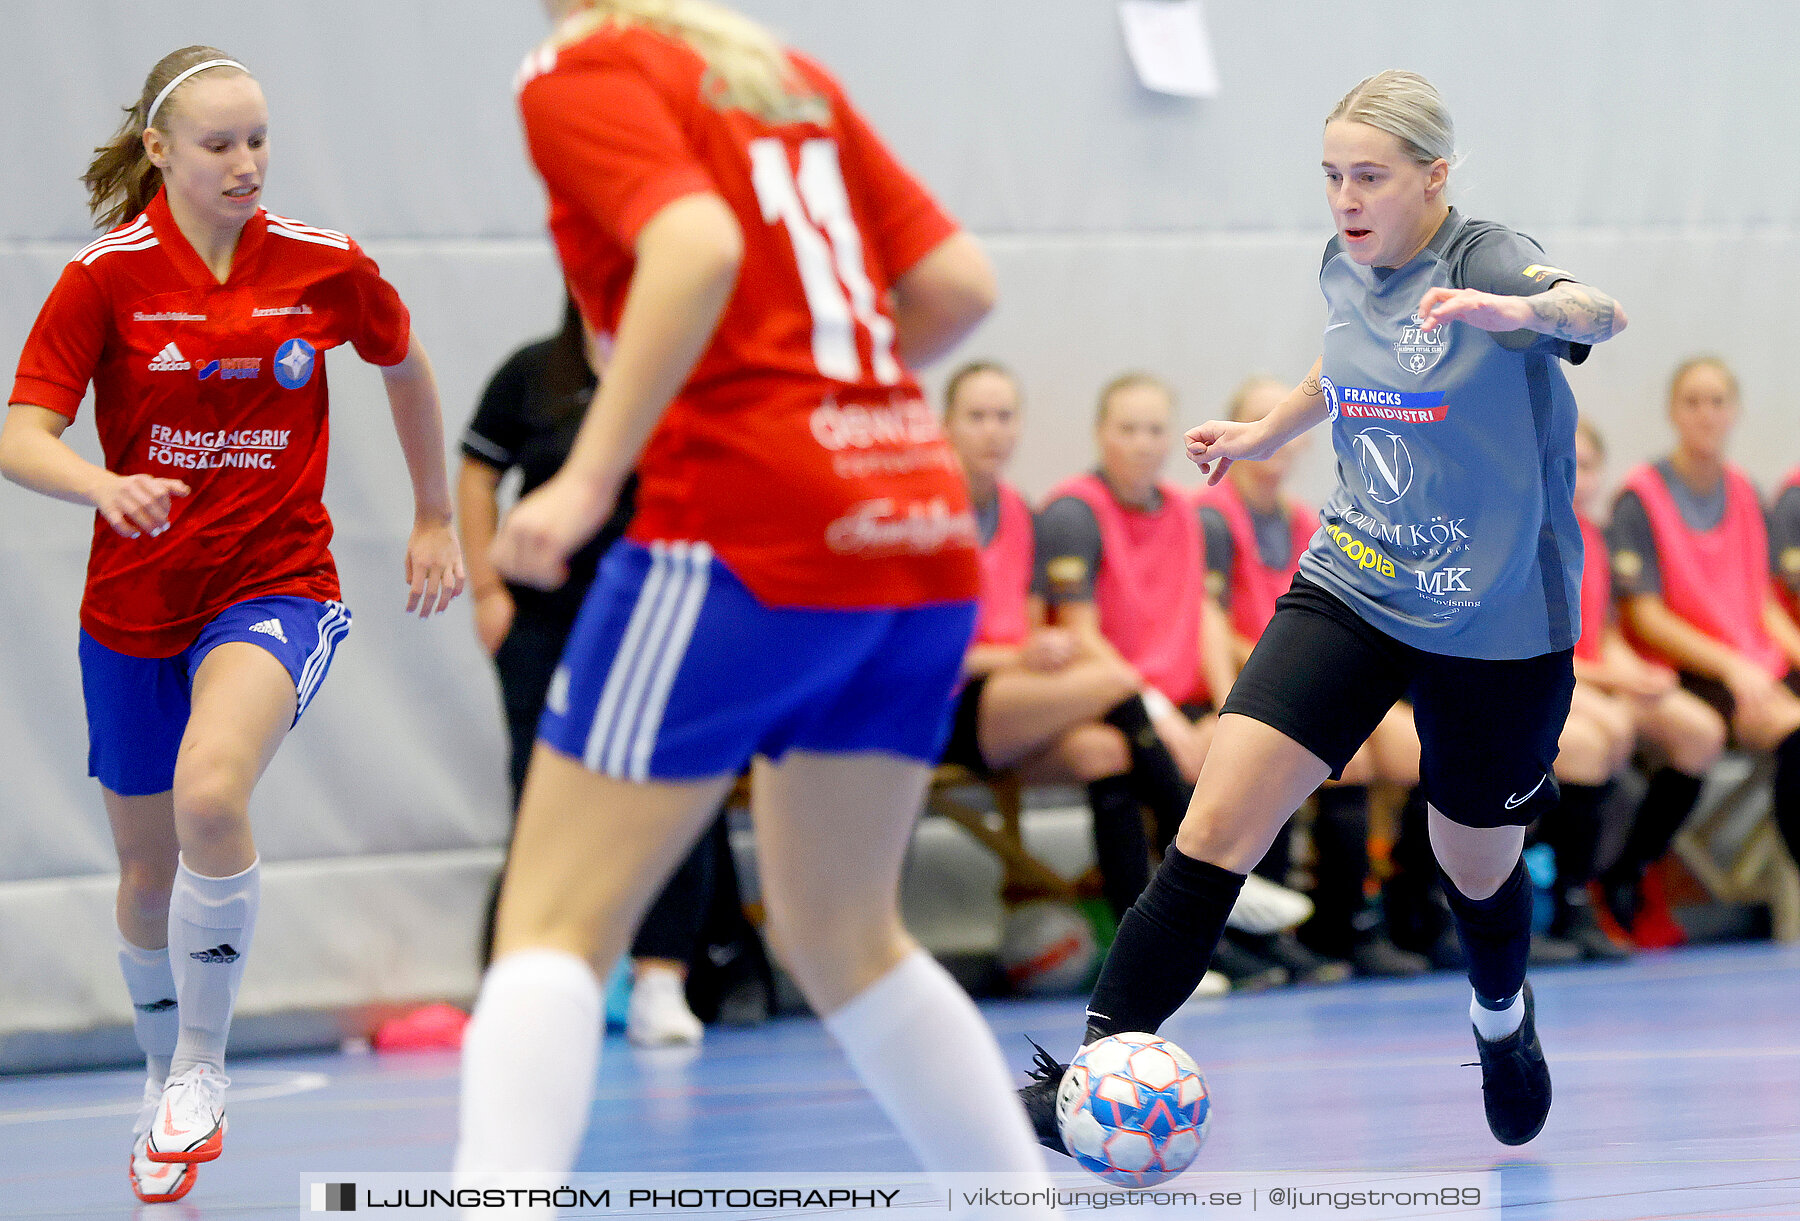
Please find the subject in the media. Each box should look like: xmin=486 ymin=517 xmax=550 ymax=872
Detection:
xmin=1295 ymin=208 xmax=1591 ymax=659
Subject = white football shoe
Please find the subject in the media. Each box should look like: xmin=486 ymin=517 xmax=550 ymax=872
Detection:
xmin=627 ymin=968 xmax=704 ymax=1048
xmin=129 ymin=1075 xmax=198 ymax=1202
xmin=145 ymin=1064 xmax=229 ymax=1163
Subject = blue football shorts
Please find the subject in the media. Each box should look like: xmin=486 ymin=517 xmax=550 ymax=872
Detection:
xmin=538 ymin=539 xmax=976 ymax=781
xmin=79 ymin=595 xmax=351 ymax=796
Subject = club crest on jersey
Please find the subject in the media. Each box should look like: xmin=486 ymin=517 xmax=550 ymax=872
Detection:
xmin=1319 ymin=374 xmax=1341 ymax=421
xmin=1394 ymin=311 xmax=1447 ymax=376
xmin=1352 ymin=427 xmax=1414 ymax=505
xmin=274 ymin=338 xmax=315 ymax=389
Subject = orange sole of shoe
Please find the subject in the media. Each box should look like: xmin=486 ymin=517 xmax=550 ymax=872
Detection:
xmin=129 ymin=1153 xmax=198 ymax=1203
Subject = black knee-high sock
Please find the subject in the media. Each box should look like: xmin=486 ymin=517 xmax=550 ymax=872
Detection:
xmin=1774 ymin=729 xmax=1800 ymax=865
xmin=1103 ymin=696 xmax=1192 ymax=849
xmin=1439 ymin=859 xmax=1532 ymax=1006
xmin=1604 ymin=768 xmax=1704 ymax=883
xmin=1541 ymin=781 xmax=1612 ymax=922
xmin=1088 ymin=773 xmax=1152 ymax=918
xmin=1307 ymin=786 xmax=1371 ymax=954
xmin=1083 ymin=846 xmax=1245 ymax=1045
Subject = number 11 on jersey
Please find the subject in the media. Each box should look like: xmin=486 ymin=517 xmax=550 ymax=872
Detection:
xmin=749 ymin=137 xmax=901 ymax=386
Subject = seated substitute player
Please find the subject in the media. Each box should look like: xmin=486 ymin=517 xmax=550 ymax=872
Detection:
xmin=938 ymin=361 xmax=1301 ymax=940
xmin=1037 ymin=372 xmax=1308 ymax=988
xmin=1536 ymin=418 xmax=1725 ymax=955
xmin=1605 ymin=356 xmax=1800 ymax=918
xmin=0 ymin=49 xmax=463 ymax=1204
xmin=1197 ymin=374 xmax=1428 ymax=980
xmin=1020 ymin=69 xmax=1628 ymax=1151
xmin=1035 ymin=373 xmax=1234 ymax=788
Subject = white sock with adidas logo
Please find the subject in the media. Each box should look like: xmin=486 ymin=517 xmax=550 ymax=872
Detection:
xmin=167 ymin=856 xmax=260 ymax=1076
xmin=117 ymin=936 xmax=178 ymax=1085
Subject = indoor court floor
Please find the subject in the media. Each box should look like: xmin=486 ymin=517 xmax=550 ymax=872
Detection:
xmin=3 ymin=943 xmax=1797 ymax=1220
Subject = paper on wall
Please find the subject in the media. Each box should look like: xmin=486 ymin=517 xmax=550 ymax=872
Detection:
xmin=1118 ymin=0 xmax=1220 ymax=99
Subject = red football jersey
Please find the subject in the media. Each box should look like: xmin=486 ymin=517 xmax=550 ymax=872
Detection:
xmin=9 ymin=189 xmax=411 ymax=656
xmin=516 ymin=23 xmax=979 ymax=608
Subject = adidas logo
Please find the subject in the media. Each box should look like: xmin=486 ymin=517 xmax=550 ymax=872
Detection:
xmin=189 ymin=944 xmax=239 ymax=964
xmin=135 ymin=997 xmax=178 ymax=1013
xmin=249 ymin=618 xmax=288 ymax=644
xmin=148 ymin=342 xmax=191 ymax=372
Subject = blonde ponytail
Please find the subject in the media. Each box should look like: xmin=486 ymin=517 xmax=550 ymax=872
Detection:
xmin=1327 ymin=70 xmax=1455 ymax=168
xmin=555 ymin=0 xmax=826 ymax=124
xmin=83 ymin=46 xmax=248 ymax=230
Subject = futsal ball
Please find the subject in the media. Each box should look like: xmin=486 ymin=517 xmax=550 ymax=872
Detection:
xmin=998 ymin=901 xmax=1098 ymax=995
xmin=1056 ymin=1033 xmax=1210 ymax=1188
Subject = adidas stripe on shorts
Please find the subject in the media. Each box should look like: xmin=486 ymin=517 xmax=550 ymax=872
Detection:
xmin=539 ymin=539 xmax=976 ymax=781
xmin=79 ymin=595 xmax=351 ymax=796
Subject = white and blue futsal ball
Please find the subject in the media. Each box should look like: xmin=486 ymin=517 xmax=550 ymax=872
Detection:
xmin=1055 ymin=1033 xmax=1210 ymax=1187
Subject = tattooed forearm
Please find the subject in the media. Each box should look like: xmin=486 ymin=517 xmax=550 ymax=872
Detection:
xmin=1529 ymin=283 xmax=1625 ymax=344
xmin=1300 ymin=371 xmax=1322 ymax=397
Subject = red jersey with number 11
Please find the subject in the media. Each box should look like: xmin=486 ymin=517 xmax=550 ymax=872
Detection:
xmin=516 ymin=23 xmax=978 ymax=608
xmin=9 ymin=189 xmax=411 ymax=656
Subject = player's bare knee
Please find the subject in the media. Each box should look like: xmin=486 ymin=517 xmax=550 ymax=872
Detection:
xmin=172 ymin=766 xmax=252 ymax=848
xmin=768 ymin=898 xmax=897 ymax=961
xmin=1555 ymin=718 xmax=1613 ymax=786
xmin=1439 ymin=857 xmax=1510 ymax=901
xmin=1100 ymin=662 xmax=1139 ymax=706
xmin=1732 ymin=714 xmax=1779 ymax=755
xmin=117 ymin=859 xmax=174 ymax=923
xmin=1170 ymin=803 xmax=1260 ymax=873
xmin=1668 ymin=731 xmax=1721 ymax=777
xmin=1064 ymin=724 xmax=1130 ymax=782
xmin=1556 ymin=741 xmax=1613 ymax=787
xmin=769 ymin=909 xmax=903 ymax=998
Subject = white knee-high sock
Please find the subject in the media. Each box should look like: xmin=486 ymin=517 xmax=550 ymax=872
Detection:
xmin=167 ymin=856 xmax=259 ymax=1076
xmin=455 ymin=949 xmax=603 ymax=1178
xmin=824 ymin=949 xmax=1049 ymax=1176
xmin=117 ymin=936 xmax=178 ymax=1085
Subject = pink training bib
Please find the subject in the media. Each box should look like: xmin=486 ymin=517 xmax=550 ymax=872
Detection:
xmin=1574 ymin=511 xmax=1610 ymax=664
xmin=1050 ymin=473 xmax=1206 ymax=704
xmin=1621 ymin=462 xmax=1785 ymax=678
xmin=975 ymin=481 xmax=1034 ymax=646
xmin=1195 ymin=479 xmax=1314 ymax=643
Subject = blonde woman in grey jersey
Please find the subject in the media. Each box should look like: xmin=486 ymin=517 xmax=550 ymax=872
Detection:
xmin=1021 ymin=70 xmax=1626 ymax=1151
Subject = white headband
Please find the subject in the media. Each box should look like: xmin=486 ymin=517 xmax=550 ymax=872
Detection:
xmin=146 ymin=59 xmax=248 ymax=128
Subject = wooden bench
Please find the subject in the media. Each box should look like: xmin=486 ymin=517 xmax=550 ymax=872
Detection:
xmin=1670 ymin=754 xmax=1800 ymax=942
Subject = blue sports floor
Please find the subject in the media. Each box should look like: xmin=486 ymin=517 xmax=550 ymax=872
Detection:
xmin=3 ymin=944 xmax=1797 ymax=1220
